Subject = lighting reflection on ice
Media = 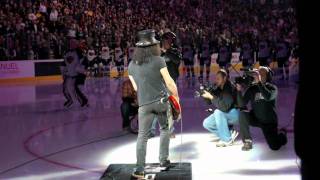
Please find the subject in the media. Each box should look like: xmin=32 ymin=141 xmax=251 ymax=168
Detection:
xmin=102 ymin=133 xmax=300 ymax=180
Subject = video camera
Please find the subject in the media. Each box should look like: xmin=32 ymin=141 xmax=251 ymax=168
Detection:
xmin=234 ymin=68 xmax=256 ymax=86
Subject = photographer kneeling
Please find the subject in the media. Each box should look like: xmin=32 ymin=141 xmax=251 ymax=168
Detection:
xmin=236 ymin=66 xmax=287 ymax=151
xmin=201 ymin=69 xmax=239 ymax=147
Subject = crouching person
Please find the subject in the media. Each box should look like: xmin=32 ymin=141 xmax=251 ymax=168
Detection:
xmin=236 ymin=66 xmax=287 ymax=151
xmin=201 ymin=69 xmax=239 ymax=147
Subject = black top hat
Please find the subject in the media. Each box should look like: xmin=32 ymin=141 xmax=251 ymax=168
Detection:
xmin=136 ymin=29 xmax=160 ymax=47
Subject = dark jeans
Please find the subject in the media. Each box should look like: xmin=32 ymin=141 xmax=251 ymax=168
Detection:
xmin=120 ymin=100 xmax=138 ymax=128
xmin=239 ymin=111 xmax=287 ymax=150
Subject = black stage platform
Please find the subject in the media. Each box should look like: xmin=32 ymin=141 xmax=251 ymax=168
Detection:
xmin=100 ymin=163 xmax=192 ymax=180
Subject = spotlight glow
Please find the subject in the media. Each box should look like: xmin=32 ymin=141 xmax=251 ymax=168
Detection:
xmin=102 ymin=133 xmax=300 ymax=180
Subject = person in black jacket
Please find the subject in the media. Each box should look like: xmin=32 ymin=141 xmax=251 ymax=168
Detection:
xmin=161 ymin=31 xmax=182 ymax=82
xmin=236 ymin=66 xmax=287 ymax=151
xmin=201 ymin=69 xmax=240 ymax=147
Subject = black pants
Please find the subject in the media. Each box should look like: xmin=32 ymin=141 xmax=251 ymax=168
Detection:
xmin=199 ymin=57 xmax=211 ymax=77
xmin=120 ymin=100 xmax=138 ymax=128
xmin=183 ymin=58 xmax=194 ymax=76
xmin=239 ymin=111 xmax=287 ymax=150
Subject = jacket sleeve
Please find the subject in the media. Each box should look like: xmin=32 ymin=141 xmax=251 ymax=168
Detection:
xmin=257 ymin=82 xmax=278 ymax=101
xmin=212 ymin=92 xmax=234 ymax=112
xmin=237 ymin=87 xmax=252 ymax=107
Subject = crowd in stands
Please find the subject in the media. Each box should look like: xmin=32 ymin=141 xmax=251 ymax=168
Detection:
xmin=0 ymin=0 xmax=298 ymax=62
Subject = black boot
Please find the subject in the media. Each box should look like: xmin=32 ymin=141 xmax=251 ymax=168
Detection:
xmin=279 ymin=128 xmax=288 ymax=146
xmin=241 ymin=139 xmax=253 ymax=151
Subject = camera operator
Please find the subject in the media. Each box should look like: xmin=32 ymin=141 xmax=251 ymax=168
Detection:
xmin=236 ymin=66 xmax=287 ymax=151
xmin=201 ymin=69 xmax=239 ymax=147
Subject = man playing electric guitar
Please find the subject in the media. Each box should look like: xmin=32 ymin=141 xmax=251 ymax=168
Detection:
xmin=128 ymin=29 xmax=180 ymax=179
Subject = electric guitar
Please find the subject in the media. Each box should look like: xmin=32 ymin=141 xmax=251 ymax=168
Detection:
xmin=167 ymin=95 xmax=181 ymax=121
xmin=160 ymin=91 xmax=181 ymax=120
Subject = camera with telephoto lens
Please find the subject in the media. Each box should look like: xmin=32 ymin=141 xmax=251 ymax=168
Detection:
xmin=234 ymin=68 xmax=256 ymax=86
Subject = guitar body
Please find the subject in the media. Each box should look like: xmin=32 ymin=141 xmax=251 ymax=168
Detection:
xmin=168 ymin=95 xmax=181 ymax=120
